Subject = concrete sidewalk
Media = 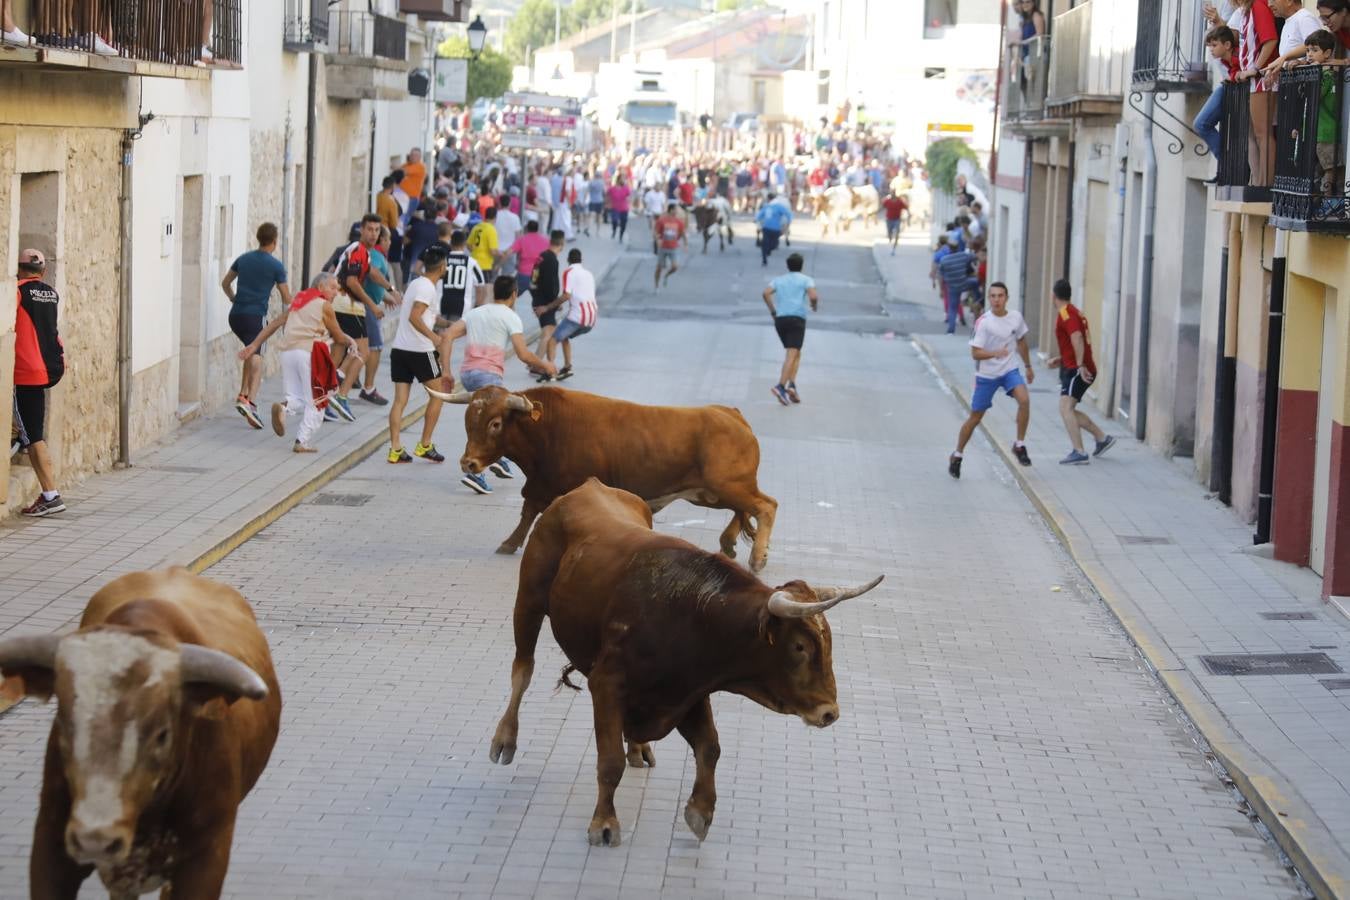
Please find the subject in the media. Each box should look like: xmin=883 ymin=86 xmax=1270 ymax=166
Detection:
xmin=0 ymin=231 xmax=623 ymax=660
xmin=915 ymin=331 xmax=1350 ymax=900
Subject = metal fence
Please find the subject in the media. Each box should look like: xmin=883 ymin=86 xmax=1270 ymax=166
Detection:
xmin=284 ymin=0 xmax=330 ymax=48
xmin=1009 ymin=35 xmax=1052 ymax=120
xmin=1272 ymin=64 xmax=1350 ymax=227
xmin=329 ymin=11 xmax=407 ymax=61
xmin=1216 ymin=81 xmax=1252 ymax=188
xmin=22 ymin=0 xmax=240 ymax=65
xmin=1132 ymin=0 xmax=1208 ymax=89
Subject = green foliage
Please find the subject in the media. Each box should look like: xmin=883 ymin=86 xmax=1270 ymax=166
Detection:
xmin=437 ymin=36 xmax=514 ymax=105
xmin=503 ymin=0 xmax=645 ymax=65
xmin=716 ymin=0 xmax=767 ymax=10
xmin=925 ymin=139 xmax=979 ymax=195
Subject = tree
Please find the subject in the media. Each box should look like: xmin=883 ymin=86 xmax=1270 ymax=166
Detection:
xmin=716 ymin=0 xmax=766 ymax=10
xmin=437 ymin=36 xmax=514 ymax=106
xmin=503 ymin=0 xmax=645 ymax=65
xmin=925 ymin=139 xmax=978 ymax=195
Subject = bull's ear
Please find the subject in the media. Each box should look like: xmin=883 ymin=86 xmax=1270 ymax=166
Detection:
xmin=183 ymin=684 xmax=240 ymax=721
xmin=0 ymin=634 xmax=60 ymax=703
xmin=1 ymin=669 xmax=55 ymax=704
xmin=756 ymin=608 xmax=776 ymax=646
xmin=529 ymin=401 xmax=542 ymax=422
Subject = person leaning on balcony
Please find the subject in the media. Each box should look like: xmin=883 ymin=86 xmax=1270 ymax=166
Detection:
xmin=1009 ymin=0 xmax=1047 ymax=80
xmin=2 ymin=2 xmax=32 ymax=46
xmin=1263 ymin=0 xmax=1350 ymax=79
xmin=1227 ymin=0 xmax=1279 ymax=186
xmin=1259 ymin=0 xmax=1327 ymax=87
xmin=1196 ymin=25 xmax=1240 ymax=175
xmin=1303 ymin=30 xmax=1346 ymax=197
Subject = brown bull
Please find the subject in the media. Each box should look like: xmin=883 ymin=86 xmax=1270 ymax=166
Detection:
xmin=0 ymin=568 xmax=281 ymax=900
xmin=429 ymin=384 xmax=779 ymax=571
xmin=488 ymin=478 xmax=882 ymax=846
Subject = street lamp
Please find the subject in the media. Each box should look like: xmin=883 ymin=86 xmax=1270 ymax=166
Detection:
xmin=467 ymin=15 xmax=488 ymax=60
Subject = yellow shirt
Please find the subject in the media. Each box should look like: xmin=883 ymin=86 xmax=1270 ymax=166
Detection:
xmin=376 ymin=192 xmax=400 ymax=234
xmin=468 ymin=222 xmax=499 ymax=271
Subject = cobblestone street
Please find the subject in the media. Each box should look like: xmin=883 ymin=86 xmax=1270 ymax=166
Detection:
xmin=0 ymin=227 xmax=1307 ymax=898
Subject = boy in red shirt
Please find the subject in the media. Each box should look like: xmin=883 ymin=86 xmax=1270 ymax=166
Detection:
xmin=882 ymin=192 xmax=908 ymax=254
xmin=1044 ymin=279 xmax=1115 ymax=465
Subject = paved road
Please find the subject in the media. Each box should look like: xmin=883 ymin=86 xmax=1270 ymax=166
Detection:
xmin=0 ymin=225 xmax=1303 ymax=898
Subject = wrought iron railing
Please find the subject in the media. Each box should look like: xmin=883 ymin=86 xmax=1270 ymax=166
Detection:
xmin=1216 ymin=79 xmax=1251 ymax=187
xmin=329 ymin=11 xmax=407 ymax=62
xmin=1133 ymin=0 xmax=1209 ymax=89
xmin=1004 ymin=34 xmax=1052 ymax=122
xmin=1273 ymin=64 xmax=1350 ymax=229
xmin=20 ymin=0 xmax=240 ymax=66
xmin=284 ymin=0 xmax=330 ymax=50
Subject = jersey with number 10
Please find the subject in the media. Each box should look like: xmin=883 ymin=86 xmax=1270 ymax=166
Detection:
xmin=441 ymin=251 xmax=485 ymax=320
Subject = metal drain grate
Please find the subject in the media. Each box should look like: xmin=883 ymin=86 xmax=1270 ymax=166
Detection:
xmin=1117 ymin=535 xmax=1174 ymax=545
xmin=1200 ymin=653 xmax=1343 ymax=676
xmin=310 ymin=493 xmax=374 ymax=507
xmin=1260 ymin=611 xmax=1318 ymax=621
xmin=1321 ymin=678 xmax=1350 ymax=692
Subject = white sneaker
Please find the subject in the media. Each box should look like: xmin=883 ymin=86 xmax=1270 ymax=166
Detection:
xmin=3 ymin=27 xmax=32 ymax=47
xmin=89 ymin=33 xmax=118 ymax=56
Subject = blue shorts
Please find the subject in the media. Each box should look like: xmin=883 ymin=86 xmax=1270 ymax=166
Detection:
xmin=886 ymin=219 xmax=900 ymax=238
xmin=971 ymin=368 xmax=1026 ymax=412
xmin=553 ymin=318 xmax=592 ymax=342
xmin=365 ymin=304 xmax=384 ymax=349
xmin=459 ymin=368 xmax=505 ymax=392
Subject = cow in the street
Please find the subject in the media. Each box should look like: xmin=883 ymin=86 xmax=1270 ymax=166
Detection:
xmin=691 ymin=196 xmax=734 ymax=253
xmin=818 ymin=184 xmax=880 ymax=236
xmin=487 ymin=478 xmax=883 ymax=846
xmin=427 ymin=384 xmax=779 ymax=572
xmin=0 ymin=568 xmax=281 ymax=900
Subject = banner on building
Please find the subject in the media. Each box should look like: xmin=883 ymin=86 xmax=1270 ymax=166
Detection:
xmin=435 ymin=57 xmax=468 ymax=105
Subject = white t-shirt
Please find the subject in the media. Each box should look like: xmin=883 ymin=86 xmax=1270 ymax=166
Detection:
xmin=644 ymin=188 xmax=665 ymax=217
xmin=534 ymin=175 xmax=552 ymax=208
xmin=969 ymin=309 xmax=1029 ymax=379
xmin=1279 ymin=9 xmax=1323 ymax=60
xmin=495 ymin=208 xmax=521 ymax=252
xmin=393 ymin=276 xmax=440 ymax=353
xmin=461 ymin=302 xmax=525 ymax=376
xmin=560 ymin=263 xmax=598 ymax=326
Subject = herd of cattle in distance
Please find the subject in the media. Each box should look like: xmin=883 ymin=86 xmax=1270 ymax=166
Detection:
xmin=0 ymin=384 xmax=884 ymax=898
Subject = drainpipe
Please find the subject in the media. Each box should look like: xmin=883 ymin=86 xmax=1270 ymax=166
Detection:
xmin=1254 ymin=227 xmax=1287 ymax=545
xmin=117 ymin=131 xmax=135 ymax=466
xmin=1212 ymin=212 xmax=1240 ymax=504
xmin=1062 ymin=139 xmax=1075 ymax=282
xmin=1018 ymin=145 xmax=1033 ymax=310
xmin=367 ymin=107 xmax=377 ymax=213
xmin=1135 ymin=93 xmax=1158 ymax=441
xmin=282 ymin=112 xmax=293 ymax=276
xmin=1100 ymin=123 xmax=1128 ymax=407
xmin=302 ymin=51 xmax=319 ymax=285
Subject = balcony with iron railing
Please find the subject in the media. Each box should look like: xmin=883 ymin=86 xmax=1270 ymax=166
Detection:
xmin=1272 ymin=64 xmax=1350 ymax=233
xmin=1212 ymin=79 xmax=1273 ymax=206
xmin=398 ymin=0 xmax=472 ymax=21
xmin=284 ymin=0 xmax=331 ymax=52
xmin=0 ymin=0 xmax=241 ymax=76
xmin=1045 ymin=1 xmax=1125 ymax=118
xmin=1001 ymin=35 xmax=1066 ymax=137
xmin=325 ymin=10 xmax=409 ymax=101
xmin=1131 ymin=0 xmax=1209 ymax=92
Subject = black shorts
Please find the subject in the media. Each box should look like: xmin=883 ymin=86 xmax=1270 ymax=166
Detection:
xmin=534 ymin=306 xmax=558 ymax=328
xmin=336 ymin=312 xmax=366 ymax=341
xmin=441 ymin=291 xmax=467 ymax=322
xmin=228 ymin=312 xmax=265 ymax=353
xmin=390 ymin=348 xmax=442 ymax=384
xmin=14 ymin=385 xmax=47 ymax=444
xmin=774 ymin=315 xmax=806 ymax=350
xmin=1060 ymin=367 xmax=1092 ymax=402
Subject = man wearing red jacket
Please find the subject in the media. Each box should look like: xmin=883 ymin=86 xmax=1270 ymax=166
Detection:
xmin=12 ymin=249 xmax=65 ymax=516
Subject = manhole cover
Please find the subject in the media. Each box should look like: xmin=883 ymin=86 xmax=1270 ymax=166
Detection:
xmin=1321 ymin=678 xmax=1350 ymax=692
xmin=1118 ymin=535 xmax=1174 ymax=545
xmin=152 ymin=465 xmax=212 ymax=474
xmin=1200 ymin=653 xmax=1343 ymax=676
xmin=310 ymin=493 xmax=374 ymax=507
xmin=1260 ymin=611 xmax=1318 ymax=621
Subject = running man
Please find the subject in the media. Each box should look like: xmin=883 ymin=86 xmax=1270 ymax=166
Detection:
xmin=13 ymin=249 xmax=66 ymax=516
xmin=754 ymin=193 xmax=792 ymax=267
xmin=1044 ymin=279 xmax=1115 ymax=464
xmin=439 ymin=229 xmax=484 ymax=324
xmin=387 ymin=246 xmax=451 ymax=464
xmin=439 ymin=275 xmax=557 ymax=494
xmin=653 ymin=201 xmax=687 ymax=289
xmin=332 ymin=214 xmax=400 ymax=421
xmin=883 ymin=192 xmax=908 ymax=255
xmin=221 ymin=222 xmax=291 ymax=428
xmin=762 ymin=252 xmax=818 ymax=405
xmin=948 ymin=282 xmax=1034 ymax=478
xmin=530 ymin=229 xmax=564 ymax=380
xmin=543 ymin=248 xmax=599 ymax=380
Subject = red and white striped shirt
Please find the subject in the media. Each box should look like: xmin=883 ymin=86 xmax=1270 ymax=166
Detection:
xmin=561 ymin=264 xmax=598 ymax=328
xmin=1229 ymin=0 xmax=1277 ymax=93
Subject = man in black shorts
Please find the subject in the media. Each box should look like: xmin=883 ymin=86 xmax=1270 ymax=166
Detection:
xmin=332 ymin=214 xmax=400 ymax=420
xmin=530 ymin=229 xmax=564 ymax=381
xmin=12 ymin=249 xmax=66 ymax=516
xmin=439 ymin=229 xmax=484 ymax=324
xmin=1044 ymin=279 xmax=1114 ymax=465
xmin=387 ymin=247 xmax=452 ymax=464
xmin=221 ymin=222 xmax=290 ymax=429
xmin=761 ymin=252 xmax=818 ymax=405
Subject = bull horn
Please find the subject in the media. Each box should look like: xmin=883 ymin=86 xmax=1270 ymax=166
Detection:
xmin=505 ymin=393 xmax=534 ymax=413
xmin=179 ymin=645 xmax=268 ymax=701
xmin=766 ymin=575 xmax=884 ymax=619
xmin=0 ymin=633 xmax=61 ymax=672
xmin=424 ymin=385 xmax=474 ymax=403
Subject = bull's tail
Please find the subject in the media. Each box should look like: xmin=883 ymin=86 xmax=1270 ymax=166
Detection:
xmin=555 ymin=664 xmax=583 ymax=692
xmin=738 ymin=511 xmax=758 ymax=547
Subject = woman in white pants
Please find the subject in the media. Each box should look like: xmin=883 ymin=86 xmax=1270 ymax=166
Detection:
xmin=239 ymin=272 xmax=356 ymax=452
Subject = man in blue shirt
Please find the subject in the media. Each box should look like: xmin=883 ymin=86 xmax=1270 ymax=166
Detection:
xmin=359 ymin=226 xmax=394 ymax=406
xmin=936 ymin=243 xmax=976 ymax=334
xmin=762 ymin=252 xmax=819 ymax=405
xmin=221 ymin=222 xmax=290 ymax=429
xmin=754 ymin=193 xmax=793 ymax=267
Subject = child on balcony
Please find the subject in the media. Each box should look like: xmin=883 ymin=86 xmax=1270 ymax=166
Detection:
xmin=1197 ymin=26 xmax=1241 ymax=174
xmin=1305 ymin=30 xmax=1344 ymax=196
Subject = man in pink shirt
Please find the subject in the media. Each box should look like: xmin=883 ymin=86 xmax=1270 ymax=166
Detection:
xmin=508 ymin=220 xmax=550 ymax=302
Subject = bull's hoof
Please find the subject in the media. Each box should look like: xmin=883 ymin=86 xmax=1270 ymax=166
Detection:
xmin=495 ymin=542 xmax=521 ymax=555
xmin=489 ymin=735 xmax=517 ymax=765
xmin=626 ymin=742 xmax=656 ymax=768
xmin=587 ymin=816 xmax=622 ymax=847
xmin=719 ymin=543 xmax=737 ymax=560
xmin=749 ymin=553 xmax=768 ymax=573
xmin=683 ymin=804 xmax=713 ymax=842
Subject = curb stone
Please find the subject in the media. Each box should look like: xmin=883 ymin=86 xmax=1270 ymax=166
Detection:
xmin=913 ymin=334 xmax=1349 ymax=900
